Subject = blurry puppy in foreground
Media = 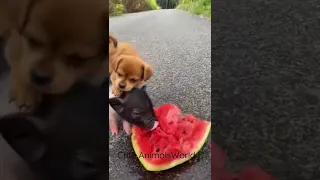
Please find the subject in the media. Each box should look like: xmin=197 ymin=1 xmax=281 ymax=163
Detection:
xmin=108 ymin=35 xmax=153 ymax=135
xmin=0 ymin=0 xmax=109 ymax=112
xmin=0 ymin=83 xmax=110 ymax=180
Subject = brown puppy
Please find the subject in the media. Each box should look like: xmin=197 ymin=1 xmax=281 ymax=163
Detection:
xmin=1 ymin=0 xmax=109 ymax=112
xmin=109 ymin=34 xmax=140 ymax=74
xmin=110 ymin=54 xmax=153 ymax=96
xmin=109 ymin=54 xmax=153 ymax=135
xmin=108 ymin=35 xmax=153 ymax=135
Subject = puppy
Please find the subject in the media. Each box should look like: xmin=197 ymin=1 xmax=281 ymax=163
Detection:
xmin=109 ymin=54 xmax=153 ymax=135
xmin=108 ymin=34 xmax=140 ymax=74
xmin=0 ymin=82 xmax=110 ymax=180
xmin=111 ymin=54 xmax=153 ymax=96
xmin=1 ymin=0 xmax=109 ymax=112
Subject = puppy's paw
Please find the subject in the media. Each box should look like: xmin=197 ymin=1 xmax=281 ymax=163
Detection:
xmin=112 ymin=87 xmax=122 ymax=97
xmin=123 ymin=120 xmax=132 ymax=135
xmin=9 ymin=85 xmax=42 ymax=112
xmin=109 ymin=118 xmax=119 ymax=135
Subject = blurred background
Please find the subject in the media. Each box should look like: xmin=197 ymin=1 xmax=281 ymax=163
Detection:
xmin=109 ymin=0 xmax=211 ymax=19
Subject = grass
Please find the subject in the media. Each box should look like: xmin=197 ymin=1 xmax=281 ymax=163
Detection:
xmin=176 ymin=0 xmax=211 ymax=19
xmin=146 ymin=0 xmax=161 ymax=10
xmin=109 ymin=0 xmax=160 ymax=17
xmin=109 ymin=0 xmax=125 ymax=17
xmin=112 ymin=3 xmax=126 ymax=16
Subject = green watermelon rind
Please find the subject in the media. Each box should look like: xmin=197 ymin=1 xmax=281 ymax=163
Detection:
xmin=131 ymin=120 xmax=211 ymax=172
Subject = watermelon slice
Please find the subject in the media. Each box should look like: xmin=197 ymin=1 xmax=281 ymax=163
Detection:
xmin=131 ymin=104 xmax=211 ymax=171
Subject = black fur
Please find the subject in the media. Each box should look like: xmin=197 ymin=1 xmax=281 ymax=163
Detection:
xmin=0 ymin=82 xmax=110 ymax=180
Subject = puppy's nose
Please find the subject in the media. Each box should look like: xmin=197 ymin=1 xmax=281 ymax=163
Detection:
xmin=118 ymin=84 xmax=126 ymax=89
xmin=31 ymin=70 xmax=52 ymax=86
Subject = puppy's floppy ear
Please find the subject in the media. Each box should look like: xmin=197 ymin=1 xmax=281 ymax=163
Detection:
xmin=4 ymin=0 xmax=38 ymax=32
xmin=142 ymin=63 xmax=153 ymax=81
xmin=111 ymin=55 xmax=124 ymax=72
xmin=109 ymin=35 xmax=118 ymax=48
xmin=0 ymin=114 xmax=46 ymax=163
xmin=109 ymin=97 xmax=124 ymax=114
xmin=0 ymin=5 xmax=11 ymax=38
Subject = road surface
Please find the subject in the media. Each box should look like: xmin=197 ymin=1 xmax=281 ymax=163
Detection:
xmin=109 ymin=9 xmax=211 ymax=179
xmin=213 ymin=1 xmax=320 ymax=180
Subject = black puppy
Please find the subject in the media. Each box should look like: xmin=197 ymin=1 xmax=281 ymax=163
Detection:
xmin=109 ymin=86 xmax=158 ymax=131
xmin=0 ymin=82 xmax=110 ymax=180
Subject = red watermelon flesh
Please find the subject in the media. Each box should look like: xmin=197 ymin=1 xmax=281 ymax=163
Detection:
xmin=131 ymin=104 xmax=211 ymax=171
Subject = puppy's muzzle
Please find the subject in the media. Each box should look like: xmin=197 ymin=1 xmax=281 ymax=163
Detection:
xmin=31 ymin=70 xmax=53 ymax=86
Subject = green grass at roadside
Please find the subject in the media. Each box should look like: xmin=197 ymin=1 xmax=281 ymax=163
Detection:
xmin=146 ymin=0 xmax=161 ymax=10
xmin=109 ymin=3 xmax=125 ymax=16
xmin=109 ymin=0 xmax=160 ymax=17
xmin=176 ymin=0 xmax=211 ymax=19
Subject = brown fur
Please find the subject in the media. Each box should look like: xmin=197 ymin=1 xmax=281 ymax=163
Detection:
xmin=109 ymin=34 xmax=141 ymax=74
xmin=110 ymin=54 xmax=153 ymax=96
xmin=1 ymin=0 xmax=109 ymax=111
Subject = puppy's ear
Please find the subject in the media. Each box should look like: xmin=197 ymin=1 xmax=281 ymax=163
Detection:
xmin=109 ymin=35 xmax=118 ymax=48
xmin=109 ymin=97 xmax=124 ymax=114
xmin=142 ymin=63 xmax=153 ymax=81
xmin=111 ymin=55 xmax=123 ymax=72
xmin=0 ymin=114 xmax=46 ymax=163
xmin=0 ymin=5 xmax=11 ymax=38
xmin=4 ymin=0 xmax=38 ymax=32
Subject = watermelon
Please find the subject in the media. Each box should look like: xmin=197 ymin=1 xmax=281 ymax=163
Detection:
xmin=131 ymin=104 xmax=211 ymax=171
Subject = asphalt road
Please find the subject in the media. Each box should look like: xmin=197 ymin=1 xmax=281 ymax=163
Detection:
xmin=213 ymin=1 xmax=320 ymax=180
xmin=109 ymin=10 xmax=211 ymax=179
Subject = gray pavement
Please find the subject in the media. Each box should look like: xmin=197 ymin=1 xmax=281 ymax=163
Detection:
xmin=109 ymin=10 xmax=211 ymax=179
xmin=213 ymin=0 xmax=320 ymax=179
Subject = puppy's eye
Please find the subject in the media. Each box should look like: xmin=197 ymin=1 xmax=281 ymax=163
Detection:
xmin=117 ymin=73 xmax=123 ymax=77
xmin=27 ymin=38 xmax=42 ymax=49
xmin=132 ymin=109 xmax=141 ymax=119
xmin=129 ymin=78 xmax=137 ymax=83
xmin=132 ymin=109 xmax=140 ymax=114
xmin=67 ymin=54 xmax=87 ymax=67
xmin=68 ymin=54 xmax=86 ymax=61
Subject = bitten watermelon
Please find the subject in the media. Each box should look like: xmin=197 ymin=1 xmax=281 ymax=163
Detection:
xmin=131 ymin=104 xmax=211 ymax=171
